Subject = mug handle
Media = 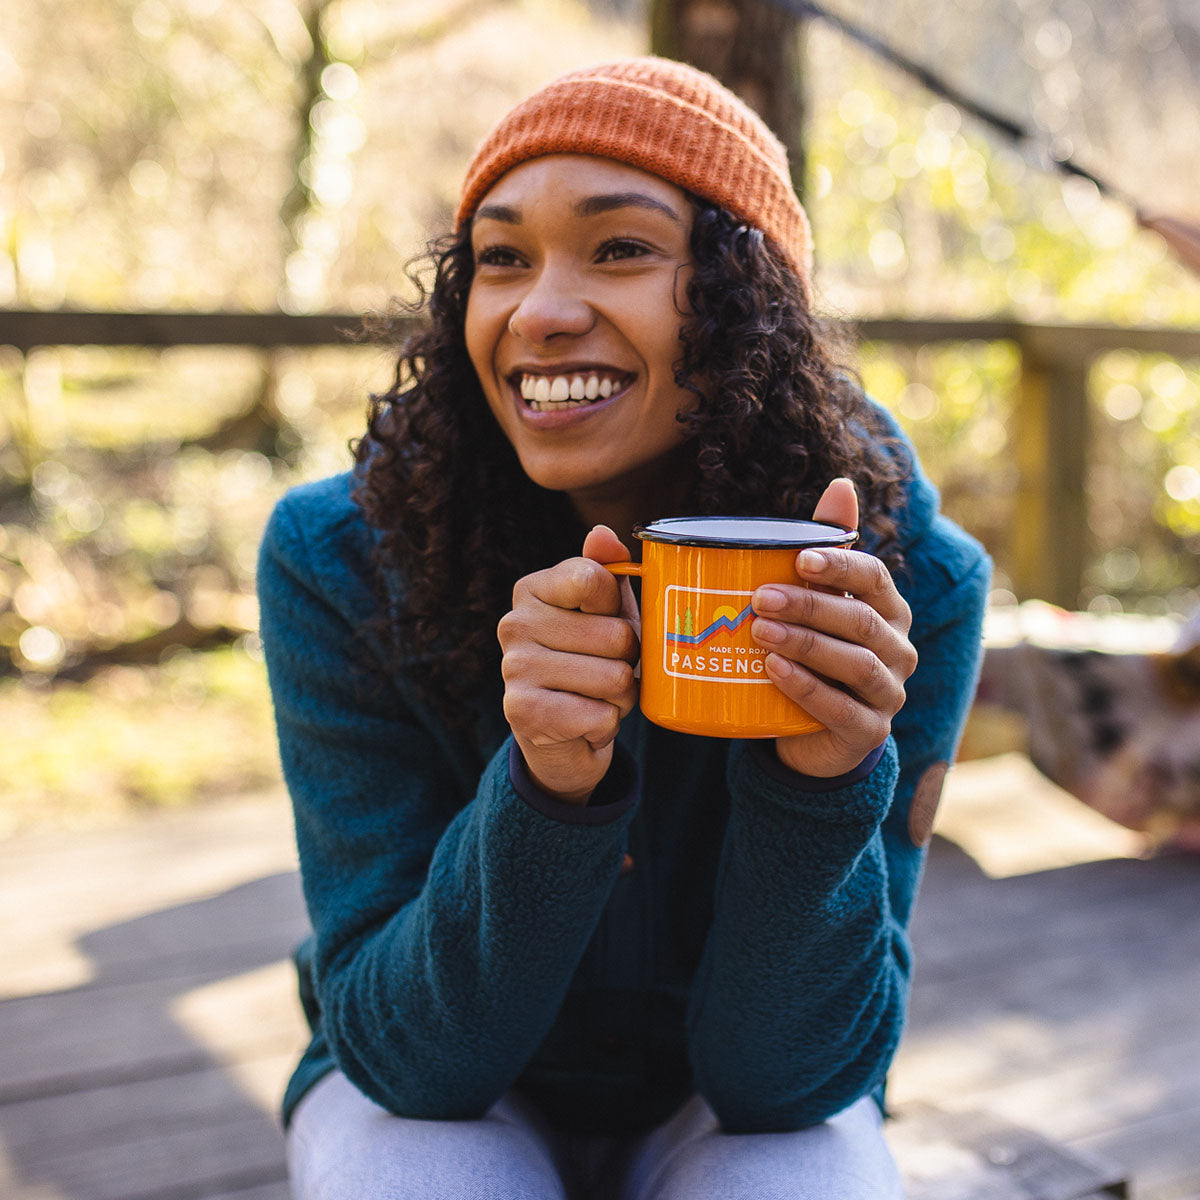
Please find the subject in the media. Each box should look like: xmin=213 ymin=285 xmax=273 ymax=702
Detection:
xmin=603 ymin=561 xmax=642 ymax=577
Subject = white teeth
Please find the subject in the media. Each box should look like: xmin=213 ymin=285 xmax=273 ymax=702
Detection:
xmin=517 ymin=372 xmax=628 ymax=407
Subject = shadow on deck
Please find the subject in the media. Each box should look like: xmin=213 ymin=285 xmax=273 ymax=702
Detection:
xmin=1 ymin=760 xmax=1197 ymax=1200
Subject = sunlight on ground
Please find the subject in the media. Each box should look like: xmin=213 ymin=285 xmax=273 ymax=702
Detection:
xmin=937 ymin=752 xmax=1146 ymax=877
xmin=890 ymin=1015 xmax=1062 ymax=1104
xmin=171 ymin=961 xmax=308 ymax=1114
xmin=0 ymin=790 xmax=295 ymax=1000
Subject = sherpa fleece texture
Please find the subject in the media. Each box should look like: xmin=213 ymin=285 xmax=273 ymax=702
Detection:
xmin=258 ymin=420 xmax=989 ymax=1137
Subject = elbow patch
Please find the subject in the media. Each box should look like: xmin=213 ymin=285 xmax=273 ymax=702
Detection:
xmin=908 ymin=762 xmax=948 ymax=846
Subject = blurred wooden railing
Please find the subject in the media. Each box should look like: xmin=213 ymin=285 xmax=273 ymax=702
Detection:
xmin=3 ymin=309 xmax=1199 ymax=608
xmin=859 ymin=318 xmax=1200 ymax=608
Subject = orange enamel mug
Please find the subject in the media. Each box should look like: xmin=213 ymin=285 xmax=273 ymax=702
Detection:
xmin=605 ymin=516 xmax=857 ymax=739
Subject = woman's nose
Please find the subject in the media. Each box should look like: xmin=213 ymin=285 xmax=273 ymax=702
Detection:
xmin=506 ymin=266 xmax=595 ymax=345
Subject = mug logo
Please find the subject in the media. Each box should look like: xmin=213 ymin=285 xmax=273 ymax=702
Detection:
xmin=664 ymin=586 xmax=770 ymax=683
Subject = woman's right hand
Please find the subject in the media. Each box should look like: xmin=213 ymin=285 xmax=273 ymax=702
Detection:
xmin=498 ymin=526 xmax=640 ymax=806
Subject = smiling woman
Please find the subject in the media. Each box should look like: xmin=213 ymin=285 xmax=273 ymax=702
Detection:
xmin=465 ymin=155 xmax=696 ymax=521
xmin=257 ymin=56 xmax=990 ymax=1200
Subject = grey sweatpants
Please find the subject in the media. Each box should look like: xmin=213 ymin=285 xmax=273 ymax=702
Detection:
xmin=287 ymin=1070 xmax=905 ymax=1200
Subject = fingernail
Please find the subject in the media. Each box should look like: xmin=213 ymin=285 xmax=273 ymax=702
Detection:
xmin=753 ymin=618 xmax=786 ymax=644
xmin=798 ymin=550 xmax=827 ymax=573
xmin=766 ymin=652 xmax=794 ymax=677
xmin=754 ymin=587 xmax=786 ymax=612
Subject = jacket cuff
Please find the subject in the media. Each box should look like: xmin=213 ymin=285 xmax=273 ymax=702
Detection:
xmin=730 ymin=737 xmax=899 ymax=826
xmin=746 ymin=740 xmax=886 ymax=793
xmin=508 ymin=740 xmax=640 ymax=826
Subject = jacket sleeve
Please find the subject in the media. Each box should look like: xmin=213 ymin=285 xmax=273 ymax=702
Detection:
xmin=686 ymin=524 xmax=990 ymax=1132
xmin=258 ymin=487 xmax=639 ymax=1120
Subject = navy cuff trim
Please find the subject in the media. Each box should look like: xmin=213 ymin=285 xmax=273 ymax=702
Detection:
xmin=747 ymin=740 xmax=887 ymax=793
xmin=509 ymin=741 xmax=640 ymax=826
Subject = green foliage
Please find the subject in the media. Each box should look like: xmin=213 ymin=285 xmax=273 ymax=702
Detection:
xmin=858 ymin=340 xmax=1022 ymax=581
xmin=0 ymin=645 xmax=279 ymax=837
xmin=805 ymin=50 xmax=1200 ymax=325
xmin=1086 ymin=352 xmax=1200 ymax=609
xmin=806 ymin=34 xmax=1199 ymax=613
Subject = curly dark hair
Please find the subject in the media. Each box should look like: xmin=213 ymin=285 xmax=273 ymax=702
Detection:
xmin=353 ymin=197 xmax=912 ymax=723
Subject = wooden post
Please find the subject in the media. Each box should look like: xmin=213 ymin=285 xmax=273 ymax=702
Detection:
xmin=1012 ymin=344 xmax=1091 ymax=608
xmin=649 ymin=0 xmax=807 ymax=199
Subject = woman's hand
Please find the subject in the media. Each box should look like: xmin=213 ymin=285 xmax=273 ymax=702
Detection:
xmin=751 ymin=479 xmax=917 ymax=778
xmin=498 ymin=526 xmax=640 ymax=805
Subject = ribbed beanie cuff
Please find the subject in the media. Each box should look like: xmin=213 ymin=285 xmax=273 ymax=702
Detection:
xmin=456 ymin=58 xmax=812 ymax=288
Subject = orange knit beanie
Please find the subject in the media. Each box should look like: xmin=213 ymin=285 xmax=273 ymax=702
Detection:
xmin=455 ymin=57 xmax=812 ymax=288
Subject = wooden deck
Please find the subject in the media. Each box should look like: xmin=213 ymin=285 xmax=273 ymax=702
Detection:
xmin=2 ymin=754 xmax=1198 ymax=1200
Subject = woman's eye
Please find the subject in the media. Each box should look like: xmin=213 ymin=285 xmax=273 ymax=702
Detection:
xmin=475 ymin=246 xmax=522 ymax=268
xmin=596 ymin=239 xmax=650 ymax=262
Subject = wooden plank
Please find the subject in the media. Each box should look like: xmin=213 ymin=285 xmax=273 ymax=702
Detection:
xmin=855 ymin=319 xmax=1200 ymax=361
xmin=0 ymin=793 xmax=304 ymax=1200
xmin=5 ymin=310 xmax=1199 ymax=360
xmin=888 ymin=1104 xmax=1128 ymax=1199
xmin=1018 ymin=322 xmax=1200 ymax=365
xmin=923 ymin=1020 xmax=1200 ymax=1144
xmin=893 ymin=826 xmax=1200 ymax=1200
xmin=0 ymin=310 xmax=379 ymax=350
xmin=3 ymin=777 xmax=1197 ymax=1199
xmin=910 ymin=842 xmax=1200 ymax=974
xmin=0 ymin=790 xmax=302 ymax=1001
xmin=1 ymin=1053 xmax=294 ymax=1170
xmin=1070 ymin=1107 xmax=1200 ymax=1200
xmin=0 ymin=796 xmax=310 ymax=1114
xmin=9 ymin=1117 xmax=287 ymax=1200
xmin=0 ymin=959 xmax=307 ymax=1103
xmin=898 ymin=853 xmax=1200 ymax=1108
xmin=899 ymin=992 xmax=1200 ymax=1099
xmin=204 ymin=1186 xmax=289 ymax=1200
xmin=923 ymin=1107 xmax=1127 ymax=1199
xmin=1011 ymin=350 xmax=1090 ymax=606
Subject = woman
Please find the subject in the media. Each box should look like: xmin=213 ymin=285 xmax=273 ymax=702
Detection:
xmin=259 ymin=57 xmax=990 ymax=1199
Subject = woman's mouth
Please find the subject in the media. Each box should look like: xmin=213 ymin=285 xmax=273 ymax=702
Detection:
xmin=515 ymin=370 xmax=634 ymax=411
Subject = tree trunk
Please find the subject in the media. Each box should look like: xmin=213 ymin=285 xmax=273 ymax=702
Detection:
xmin=650 ymin=0 xmax=807 ymax=201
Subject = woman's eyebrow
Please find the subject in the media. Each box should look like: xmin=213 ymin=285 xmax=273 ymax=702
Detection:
xmin=473 ymin=192 xmax=684 ymax=225
xmin=573 ymin=192 xmax=683 ymax=221
xmin=474 ymin=203 xmax=522 ymax=224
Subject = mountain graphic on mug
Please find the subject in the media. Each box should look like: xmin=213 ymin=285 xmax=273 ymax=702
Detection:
xmin=667 ymin=603 xmax=754 ymax=645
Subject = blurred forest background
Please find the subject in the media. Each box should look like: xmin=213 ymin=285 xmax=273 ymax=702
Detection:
xmin=2 ymin=0 xmax=1199 ymax=833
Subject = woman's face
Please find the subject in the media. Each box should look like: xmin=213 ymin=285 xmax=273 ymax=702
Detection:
xmin=465 ymin=154 xmax=695 ymax=514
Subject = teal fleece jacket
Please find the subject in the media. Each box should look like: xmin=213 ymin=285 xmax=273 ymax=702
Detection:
xmin=258 ymin=428 xmax=989 ymax=1137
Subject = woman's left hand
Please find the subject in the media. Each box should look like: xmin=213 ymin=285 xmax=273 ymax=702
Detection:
xmin=751 ymin=478 xmax=918 ymax=778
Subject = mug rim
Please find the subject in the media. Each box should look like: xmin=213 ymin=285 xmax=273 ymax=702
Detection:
xmin=633 ymin=516 xmax=858 ymax=550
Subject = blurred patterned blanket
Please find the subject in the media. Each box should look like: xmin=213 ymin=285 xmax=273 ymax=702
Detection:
xmin=974 ymin=612 xmax=1200 ymax=851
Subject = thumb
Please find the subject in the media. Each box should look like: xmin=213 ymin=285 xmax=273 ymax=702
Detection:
xmin=582 ymin=525 xmax=641 ymax=636
xmin=813 ymin=477 xmax=859 ymax=531
xmin=582 ymin=524 xmax=632 ymax=564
